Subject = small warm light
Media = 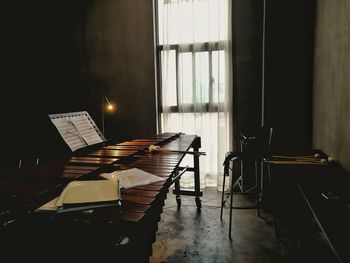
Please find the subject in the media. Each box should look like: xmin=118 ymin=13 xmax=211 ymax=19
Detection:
xmin=105 ymin=102 xmax=117 ymax=113
xmin=104 ymin=96 xmax=117 ymax=113
xmin=107 ymin=104 xmax=114 ymax=111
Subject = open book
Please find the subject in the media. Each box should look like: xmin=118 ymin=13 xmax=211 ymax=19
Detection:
xmin=37 ymin=180 xmax=121 ymax=213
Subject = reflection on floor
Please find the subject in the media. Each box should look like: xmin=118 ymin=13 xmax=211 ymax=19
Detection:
xmin=150 ymin=187 xmax=337 ymax=263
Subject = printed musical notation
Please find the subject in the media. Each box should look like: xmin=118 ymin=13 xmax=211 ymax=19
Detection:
xmin=70 ymin=115 xmax=103 ymax=146
xmin=50 ymin=112 xmax=104 ymax=151
xmin=51 ymin=117 xmax=86 ymax=151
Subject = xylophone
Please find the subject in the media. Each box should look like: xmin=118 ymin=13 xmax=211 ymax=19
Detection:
xmin=0 ymin=133 xmax=203 ymax=262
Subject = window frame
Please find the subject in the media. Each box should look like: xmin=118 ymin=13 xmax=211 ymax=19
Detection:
xmin=156 ymin=41 xmax=226 ymax=113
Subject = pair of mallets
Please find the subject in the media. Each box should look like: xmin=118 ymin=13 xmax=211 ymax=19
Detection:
xmin=148 ymin=144 xmax=206 ymax=156
xmin=270 ymin=153 xmax=336 ymax=164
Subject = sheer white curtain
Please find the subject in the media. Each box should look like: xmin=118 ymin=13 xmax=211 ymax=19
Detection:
xmin=157 ymin=0 xmax=233 ymax=188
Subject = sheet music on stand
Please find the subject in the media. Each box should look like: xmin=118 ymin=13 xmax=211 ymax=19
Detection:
xmin=49 ymin=111 xmax=106 ymax=152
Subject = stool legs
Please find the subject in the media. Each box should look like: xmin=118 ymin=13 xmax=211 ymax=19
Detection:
xmin=220 ymin=170 xmax=227 ymax=221
xmin=257 ymin=160 xmax=266 ymax=218
xmin=229 ymin=161 xmax=236 ymax=240
xmin=256 ymin=161 xmax=261 ymax=217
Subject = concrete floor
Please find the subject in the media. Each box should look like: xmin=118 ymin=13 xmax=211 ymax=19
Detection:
xmin=150 ymin=188 xmax=337 ymax=263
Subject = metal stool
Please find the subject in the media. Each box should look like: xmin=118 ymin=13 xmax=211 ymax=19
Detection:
xmin=220 ymin=127 xmax=273 ymax=239
xmin=220 ymin=152 xmax=260 ymax=239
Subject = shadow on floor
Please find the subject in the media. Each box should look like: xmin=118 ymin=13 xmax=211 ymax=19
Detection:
xmin=150 ymin=187 xmax=338 ymax=263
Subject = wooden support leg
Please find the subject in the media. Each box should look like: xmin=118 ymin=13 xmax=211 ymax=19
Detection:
xmin=174 ymin=175 xmax=181 ymax=208
xmin=172 ymin=136 xmax=203 ymax=209
xmin=193 ymin=142 xmax=202 ymax=210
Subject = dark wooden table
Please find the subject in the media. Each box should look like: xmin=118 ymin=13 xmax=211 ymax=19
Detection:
xmin=0 ymin=133 xmax=202 ymax=262
xmin=267 ymin=158 xmax=350 ymax=263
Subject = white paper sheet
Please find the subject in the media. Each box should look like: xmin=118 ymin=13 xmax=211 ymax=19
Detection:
xmin=36 ymin=197 xmax=60 ymax=211
xmin=51 ymin=117 xmax=87 ymax=151
xmin=100 ymin=168 xmax=165 ymax=189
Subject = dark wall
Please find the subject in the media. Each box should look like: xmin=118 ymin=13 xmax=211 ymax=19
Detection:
xmin=233 ymin=0 xmax=315 ymax=153
xmin=0 ymin=1 xmax=91 ymax=159
xmin=0 ymin=0 xmax=156 ymax=161
xmin=264 ymin=0 xmax=316 ymax=152
xmin=232 ymin=0 xmax=263 ymax=146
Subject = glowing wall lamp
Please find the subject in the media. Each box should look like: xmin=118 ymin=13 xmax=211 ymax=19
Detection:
xmin=102 ymin=96 xmax=117 ymax=136
xmin=104 ymin=96 xmax=117 ymax=113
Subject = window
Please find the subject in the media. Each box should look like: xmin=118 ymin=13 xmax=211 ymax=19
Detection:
xmin=155 ymin=0 xmax=232 ymax=187
xmin=156 ymin=0 xmax=229 ymax=113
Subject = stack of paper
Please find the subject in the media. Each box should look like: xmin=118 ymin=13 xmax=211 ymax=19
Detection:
xmin=100 ymin=168 xmax=165 ymax=189
xmin=37 ymin=180 xmax=121 ymax=213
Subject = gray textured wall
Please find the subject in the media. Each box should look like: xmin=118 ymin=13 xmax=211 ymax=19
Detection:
xmin=81 ymin=0 xmax=157 ymax=141
xmin=313 ymin=0 xmax=350 ymax=169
